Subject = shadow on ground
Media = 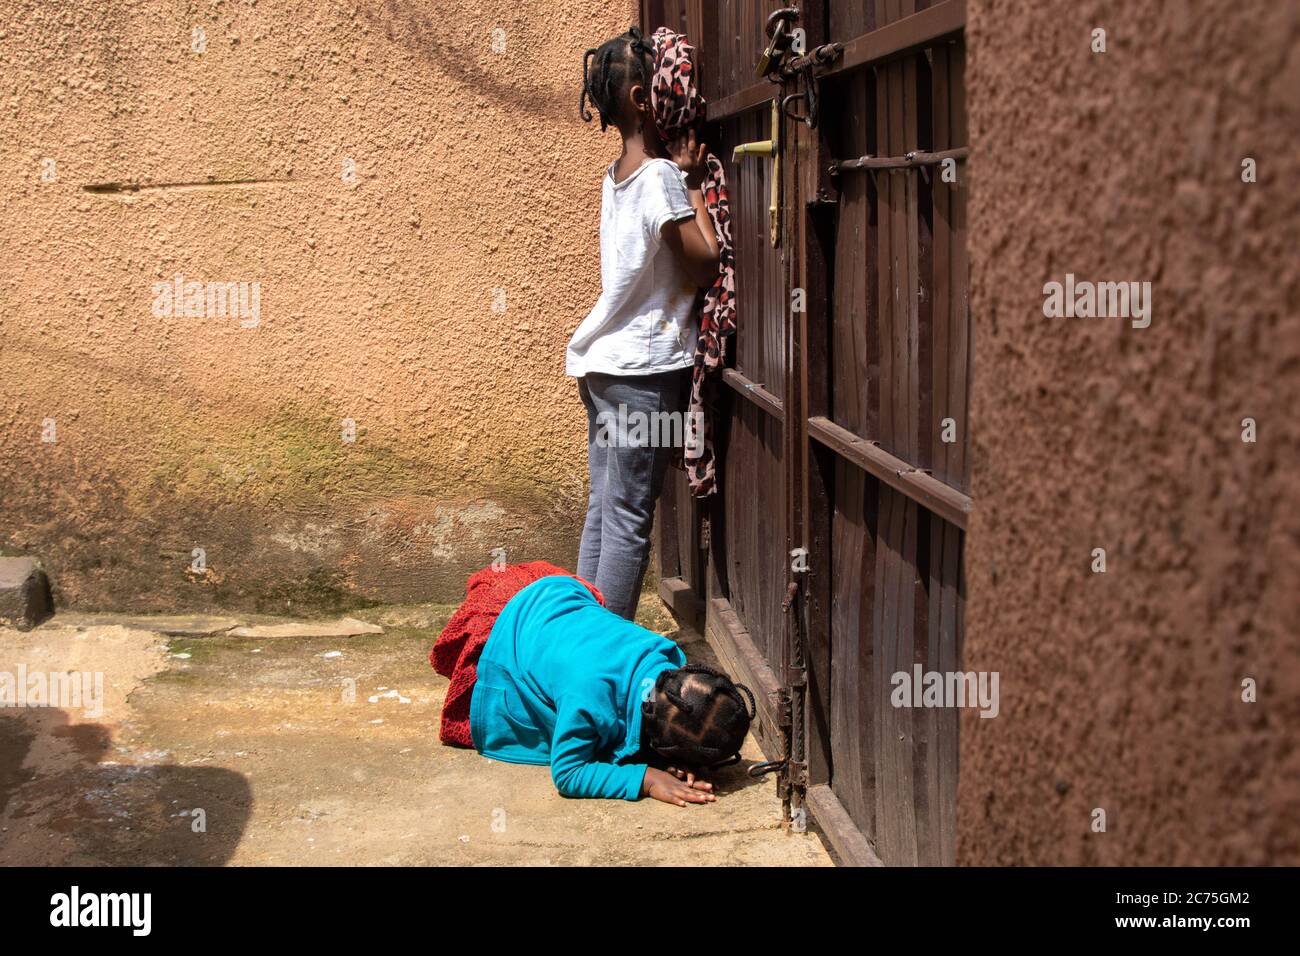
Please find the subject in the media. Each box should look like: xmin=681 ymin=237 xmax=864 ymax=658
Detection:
xmin=0 ymin=712 xmax=250 ymax=865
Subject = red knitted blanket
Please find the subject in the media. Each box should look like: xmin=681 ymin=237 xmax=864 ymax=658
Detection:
xmin=429 ymin=561 xmax=604 ymax=747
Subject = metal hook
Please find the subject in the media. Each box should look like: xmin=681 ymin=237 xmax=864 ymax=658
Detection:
xmin=781 ymin=64 xmax=820 ymax=128
xmin=782 ymin=91 xmax=811 ymax=125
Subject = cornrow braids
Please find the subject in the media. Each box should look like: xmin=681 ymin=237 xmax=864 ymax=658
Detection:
xmin=579 ymin=26 xmax=654 ymax=132
xmin=641 ymin=664 xmax=757 ymax=769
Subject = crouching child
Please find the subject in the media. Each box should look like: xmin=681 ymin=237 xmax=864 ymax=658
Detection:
xmin=431 ymin=565 xmax=754 ymax=805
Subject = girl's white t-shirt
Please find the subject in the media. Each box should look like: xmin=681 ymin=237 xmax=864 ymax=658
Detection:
xmin=566 ymin=158 xmax=700 ymax=377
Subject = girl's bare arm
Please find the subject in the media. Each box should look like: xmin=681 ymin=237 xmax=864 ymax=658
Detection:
xmin=662 ymin=130 xmax=721 ymax=288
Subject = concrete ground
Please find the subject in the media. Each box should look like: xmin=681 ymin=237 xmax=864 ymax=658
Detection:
xmin=0 ymin=594 xmax=830 ymax=866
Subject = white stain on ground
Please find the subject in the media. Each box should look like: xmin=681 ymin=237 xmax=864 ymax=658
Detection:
xmin=367 ymin=689 xmax=411 ymax=704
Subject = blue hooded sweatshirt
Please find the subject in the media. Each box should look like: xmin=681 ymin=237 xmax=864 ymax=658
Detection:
xmin=469 ymin=574 xmax=686 ymax=800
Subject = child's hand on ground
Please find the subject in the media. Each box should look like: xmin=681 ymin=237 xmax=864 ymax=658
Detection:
xmin=666 ymin=766 xmax=710 ymax=789
xmin=642 ymin=766 xmax=716 ymax=806
xmin=668 ymin=130 xmax=709 ymax=190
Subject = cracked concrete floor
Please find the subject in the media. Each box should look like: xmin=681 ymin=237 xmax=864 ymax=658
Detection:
xmin=0 ymin=595 xmax=830 ymax=866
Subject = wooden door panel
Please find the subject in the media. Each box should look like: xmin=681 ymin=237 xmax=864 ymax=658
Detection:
xmin=646 ymin=0 xmax=969 ymax=866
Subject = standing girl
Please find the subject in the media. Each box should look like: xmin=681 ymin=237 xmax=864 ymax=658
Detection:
xmin=568 ymin=26 xmax=723 ymax=620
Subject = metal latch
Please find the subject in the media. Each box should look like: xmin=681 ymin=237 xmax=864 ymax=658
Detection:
xmin=748 ymin=759 xmax=786 ymax=778
xmin=731 ymin=100 xmax=782 ymax=247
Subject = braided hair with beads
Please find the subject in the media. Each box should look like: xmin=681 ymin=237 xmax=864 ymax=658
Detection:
xmin=641 ymin=664 xmax=756 ymax=769
xmin=579 ymin=27 xmax=656 ymax=132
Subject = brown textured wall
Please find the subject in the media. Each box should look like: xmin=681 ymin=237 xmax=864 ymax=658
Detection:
xmin=0 ymin=0 xmax=636 ymax=612
xmin=960 ymin=1 xmax=1300 ymax=863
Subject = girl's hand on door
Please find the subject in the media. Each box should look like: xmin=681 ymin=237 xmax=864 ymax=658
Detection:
xmin=668 ymin=129 xmax=709 ymax=189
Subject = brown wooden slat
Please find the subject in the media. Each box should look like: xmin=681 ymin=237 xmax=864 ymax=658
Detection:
xmin=910 ymin=507 xmax=936 ymax=864
xmin=833 ymin=0 xmax=878 ymax=37
xmin=721 ymin=395 xmax=785 ymax=665
xmin=658 ymin=575 xmax=704 ymax=635
xmin=932 ymin=44 xmax=954 ymax=487
xmin=675 ymin=468 xmax=702 ymax=594
xmin=926 ymin=518 xmax=962 ymax=865
xmin=806 ymin=784 xmax=885 ymax=866
xmin=878 ymin=491 xmax=924 ymax=865
xmin=705 ymin=596 xmax=786 ymax=762
xmin=902 ymin=55 xmax=920 ymax=465
xmin=643 ymin=0 xmax=688 ymax=34
xmin=871 ymin=486 xmax=902 ymax=862
xmin=722 ymin=367 xmax=784 ymax=420
xmin=830 ymin=70 xmax=877 ymax=441
xmin=829 ymin=461 xmax=878 ymax=837
xmin=916 ymin=51 xmax=935 ymax=474
xmin=919 ymin=38 xmax=963 ymax=867
xmin=792 ymin=0 xmax=966 ymax=77
xmin=906 ymin=49 xmax=936 ymax=857
xmin=877 ymin=60 xmax=898 ymax=451
xmin=726 ymin=107 xmax=786 ymax=404
xmin=708 ymin=82 xmax=775 ymax=123
xmin=764 ymin=106 xmax=786 ymax=398
xmin=808 ymin=415 xmax=970 ymax=529
xmin=655 ymin=462 xmax=683 ymax=580
xmin=949 ymin=41 xmax=971 ymax=493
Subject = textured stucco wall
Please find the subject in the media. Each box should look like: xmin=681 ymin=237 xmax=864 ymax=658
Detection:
xmin=960 ymin=1 xmax=1299 ymax=863
xmin=1 ymin=0 xmax=636 ymax=611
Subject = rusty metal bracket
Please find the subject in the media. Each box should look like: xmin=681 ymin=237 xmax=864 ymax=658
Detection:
xmin=832 ymin=146 xmax=970 ymax=175
xmin=783 ymin=41 xmax=844 ymax=76
xmin=781 ymin=580 xmax=799 ymax=613
xmin=784 ymin=758 xmax=809 ymax=789
xmin=806 ymin=187 xmax=838 ymax=208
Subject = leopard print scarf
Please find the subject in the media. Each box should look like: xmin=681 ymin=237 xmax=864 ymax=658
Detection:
xmin=648 ymin=27 xmax=737 ymax=498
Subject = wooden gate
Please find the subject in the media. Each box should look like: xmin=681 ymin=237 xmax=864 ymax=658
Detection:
xmin=647 ymin=0 xmax=970 ymax=866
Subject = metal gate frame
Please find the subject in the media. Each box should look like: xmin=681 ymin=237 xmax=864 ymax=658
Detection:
xmin=647 ymin=0 xmax=969 ymax=867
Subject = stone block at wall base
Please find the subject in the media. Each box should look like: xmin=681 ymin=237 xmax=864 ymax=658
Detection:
xmin=0 ymin=557 xmax=55 ymax=631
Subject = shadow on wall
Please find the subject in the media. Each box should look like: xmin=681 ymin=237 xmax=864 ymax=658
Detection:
xmin=0 ymin=710 xmax=251 ymax=866
xmin=361 ymin=0 xmax=583 ymax=123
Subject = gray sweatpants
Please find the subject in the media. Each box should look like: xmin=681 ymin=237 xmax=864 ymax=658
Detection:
xmin=577 ymin=369 xmax=690 ymax=620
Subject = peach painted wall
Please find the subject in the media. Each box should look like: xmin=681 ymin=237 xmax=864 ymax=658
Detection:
xmin=0 ymin=0 xmax=639 ymax=611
